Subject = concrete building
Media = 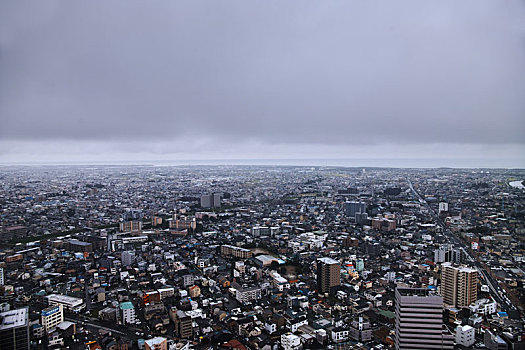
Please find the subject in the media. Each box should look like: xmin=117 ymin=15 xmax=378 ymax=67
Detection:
xmin=434 ymin=249 xmax=446 ymax=263
xmin=119 ymin=220 xmax=143 ymax=233
xmin=41 ymin=304 xmax=64 ymax=333
xmin=439 ymin=202 xmax=449 ymax=213
xmin=455 ymin=325 xmax=475 ymax=347
xmin=0 ymin=307 xmax=29 ymax=350
xmin=317 ymin=257 xmax=340 ymax=294
xmin=121 ymin=250 xmax=135 ymax=266
xmin=469 ymin=298 xmax=497 ymax=315
xmin=200 ymin=193 xmax=221 ymax=209
xmin=344 ymin=201 xmax=366 ymax=219
xmin=281 ymin=332 xmax=302 ymax=350
xmin=68 ymin=239 xmax=93 ymax=252
xmin=220 ymin=245 xmax=253 ymax=259
xmin=46 ymin=294 xmax=84 ymax=313
xmin=349 ymin=316 xmax=372 ymax=342
xmin=119 ymin=301 xmax=136 ymax=325
xmin=484 ymin=330 xmax=508 ymax=350
xmin=174 ymin=310 xmax=193 ymax=339
xmin=395 ymin=288 xmax=454 ymax=350
xmin=145 ymin=336 xmax=168 ymax=350
xmin=182 ymin=274 xmax=194 ymax=287
xmin=441 ymin=263 xmax=477 ymax=307
xmin=232 ymin=282 xmax=262 ymax=304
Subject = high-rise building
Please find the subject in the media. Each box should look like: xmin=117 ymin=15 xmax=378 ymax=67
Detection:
xmin=0 ymin=307 xmax=30 ymax=350
xmin=317 ymin=257 xmax=340 ymax=294
xmin=441 ymin=263 xmax=477 ymax=307
xmin=0 ymin=267 xmax=4 ymax=285
xmin=446 ymin=249 xmax=463 ymax=264
xmin=434 ymin=249 xmax=446 ymax=263
xmin=395 ymin=288 xmax=454 ymax=350
xmin=201 ymin=193 xmax=221 ymax=209
xmin=213 ymin=193 xmax=221 ymax=208
xmin=344 ymin=201 xmax=366 ymax=219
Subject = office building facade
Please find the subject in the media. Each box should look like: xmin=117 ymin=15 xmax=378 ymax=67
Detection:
xmin=395 ymin=288 xmax=454 ymax=350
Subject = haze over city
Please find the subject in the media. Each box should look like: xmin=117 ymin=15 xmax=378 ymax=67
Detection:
xmin=1 ymin=1 xmax=524 ymax=167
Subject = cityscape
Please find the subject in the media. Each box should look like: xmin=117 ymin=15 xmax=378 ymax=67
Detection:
xmin=0 ymin=165 xmax=524 ymax=349
xmin=1 ymin=1 xmax=525 ymax=349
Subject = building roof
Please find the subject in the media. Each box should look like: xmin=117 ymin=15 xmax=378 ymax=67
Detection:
xmin=0 ymin=307 xmax=28 ymax=330
xmin=47 ymin=294 xmax=84 ymax=306
xmin=119 ymin=302 xmax=134 ymax=310
xmin=144 ymin=337 xmax=167 ymax=346
xmin=317 ymin=257 xmax=339 ymax=265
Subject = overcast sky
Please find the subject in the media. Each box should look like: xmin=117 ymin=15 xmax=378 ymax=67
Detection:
xmin=0 ymin=1 xmax=524 ymax=167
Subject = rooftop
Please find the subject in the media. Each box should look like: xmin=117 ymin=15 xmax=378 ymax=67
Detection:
xmin=0 ymin=307 xmax=28 ymax=330
xmin=120 ymin=302 xmax=134 ymax=310
xmin=317 ymin=257 xmax=339 ymax=265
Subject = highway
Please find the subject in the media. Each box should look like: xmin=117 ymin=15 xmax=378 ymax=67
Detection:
xmin=407 ymin=177 xmax=516 ymax=314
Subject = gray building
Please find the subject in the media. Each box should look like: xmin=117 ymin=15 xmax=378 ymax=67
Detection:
xmin=484 ymin=330 xmax=508 ymax=350
xmin=395 ymin=288 xmax=454 ymax=350
xmin=344 ymin=201 xmax=366 ymax=219
xmin=200 ymin=193 xmax=221 ymax=208
xmin=121 ymin=251 xmax=135 ymax=266
xmin=349 ymin=316 xmax=372 ymax=342
xmin=183 ymin=274 xmax=194 ymax=287
xmin=0 ymin=307 xmax=30 ymax=350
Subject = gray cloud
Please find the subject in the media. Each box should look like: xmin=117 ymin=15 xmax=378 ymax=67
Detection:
xmin=0 ymin=1 xmax=524 ymax=162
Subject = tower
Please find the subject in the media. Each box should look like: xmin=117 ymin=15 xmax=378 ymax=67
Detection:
xmin=317 ymin=257 xmax=340 ymax=294
xmin=395 ymin=288 xmax=454 ymax=350
xmin=441 ymin=263 xmax=477 ymax=307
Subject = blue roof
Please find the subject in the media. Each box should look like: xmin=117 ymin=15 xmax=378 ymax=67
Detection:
xmin=120 ymin=301 xmax=134 ymax=310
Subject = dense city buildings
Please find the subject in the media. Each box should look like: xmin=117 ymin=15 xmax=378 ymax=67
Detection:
xmin=0 ymin=165 xmax=523 ymax=349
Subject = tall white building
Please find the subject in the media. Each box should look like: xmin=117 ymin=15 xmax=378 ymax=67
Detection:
xmin=119 ymin=302 xmax=136 ymax=325
xmin=0 ymin=267 xmax=4 ymax=286
xmin=41 ymin=305 xmax=64 ymax=333
xmin=439 ymin=202 xmax=449 ymax=213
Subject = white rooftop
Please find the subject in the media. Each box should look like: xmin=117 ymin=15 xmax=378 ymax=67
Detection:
xmin=318 ymin=257 xmax=339 ymax=265
xmin=0 ymin=307 xmax=28 ymax=330
xmin=145 ymin=337 xmax=167 ymax=346
xmin=47 ymin=294 xmax=84 ymax=306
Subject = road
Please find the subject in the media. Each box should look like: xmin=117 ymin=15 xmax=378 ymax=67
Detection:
xmin=65 ymin=315 xmax=142 ymax=341
xmin=407 ymin=177 xmax=516 ymax=313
